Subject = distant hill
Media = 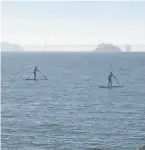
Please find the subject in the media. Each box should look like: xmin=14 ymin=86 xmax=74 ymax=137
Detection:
xmin=0 ymin=42 xmax=24 ymax=52
xmin=95 ymin=43 xmax=122 ymax=52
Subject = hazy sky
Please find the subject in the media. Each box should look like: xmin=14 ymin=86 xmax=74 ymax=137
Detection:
xmin=2 ymin=1 xmax=145 ymax=46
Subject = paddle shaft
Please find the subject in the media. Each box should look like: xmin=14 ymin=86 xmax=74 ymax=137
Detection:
xmin=38 ymin=70 xmax=47 ymax=79
xmin=113 ymin=76 xmax=121 ymax=86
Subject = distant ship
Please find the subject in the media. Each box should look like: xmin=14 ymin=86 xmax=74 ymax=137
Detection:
xmin=95 ymin=43 xmax=122 ymax=52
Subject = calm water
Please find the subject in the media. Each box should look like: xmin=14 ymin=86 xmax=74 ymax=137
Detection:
xmin=1 ymin=52 xmax=145 ymax=150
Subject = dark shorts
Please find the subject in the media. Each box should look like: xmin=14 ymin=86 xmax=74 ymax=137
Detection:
xmin=108 ymin=77 xmax=111 ymax=82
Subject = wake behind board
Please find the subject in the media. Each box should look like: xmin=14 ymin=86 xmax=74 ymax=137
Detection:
xmin=98 ymin=85 xmax=123 ymax=88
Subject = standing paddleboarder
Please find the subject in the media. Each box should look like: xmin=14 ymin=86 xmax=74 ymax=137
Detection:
xmin=33 ymin=66 xmax=39 ymax=80
xmin=108 ymin=71 xmax=115 ymax=86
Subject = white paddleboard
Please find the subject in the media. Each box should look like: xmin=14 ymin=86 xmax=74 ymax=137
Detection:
xmin=98 ymin=85 xmax=123 ymax=88
xmin=25 ymin=78 xmax=47 ymax=80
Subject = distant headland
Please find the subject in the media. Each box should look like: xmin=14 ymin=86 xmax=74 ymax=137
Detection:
xmin=0 ymin=42 xmax=24 ymax=52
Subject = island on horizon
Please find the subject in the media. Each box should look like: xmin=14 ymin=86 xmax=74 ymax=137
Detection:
xmin=95 ymin=43 xmax=122 ymax=52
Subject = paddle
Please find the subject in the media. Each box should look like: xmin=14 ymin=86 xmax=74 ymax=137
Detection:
xmin=38 ymin=70 xmax=47 ymax=80
xmin=109 ymin=64 xmax=121 ymax=86
xmin=113 ymin=76 xmax=121 ymax=86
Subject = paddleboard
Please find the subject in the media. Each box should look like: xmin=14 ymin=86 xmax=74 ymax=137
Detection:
xmin=98 ymin=85 xmax=123 ymax=88
xmin=25 ymin=78 xmax=36 ymax=80
xmin=25 ymin=78 xmax=47 ymax=80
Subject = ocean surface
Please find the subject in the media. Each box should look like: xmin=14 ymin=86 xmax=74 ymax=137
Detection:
xmin=1 ymin=52 xmax=145 ymax=150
